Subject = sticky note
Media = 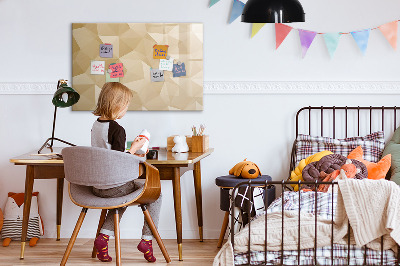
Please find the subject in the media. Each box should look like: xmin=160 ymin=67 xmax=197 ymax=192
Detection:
xmin=172 ymin=63 xmax=186 ymax=77
xmin=91 ymin=61 xmax=105 ymax=75
xmin=106 ymin=72 xmax=120 ymax=82
xmin=100 ymin=44 xmax=113 ymax=58
xmin=159 ymin=57 xmax=174 ymax=71
xmin=109 ymin=63 xmax=124 ymax=78
xmin=153 ymin=45 xmax=169 ymax=59
xmin=150 ymin=69 xmax=164 ymax=82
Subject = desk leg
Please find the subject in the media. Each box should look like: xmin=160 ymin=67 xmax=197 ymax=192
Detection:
xmin=56 ymin=178 xmax=64 ymax=241
xmin=172 ymin=167 xmax=183 ymax=261
xmin=20 ymin=165 xmax=35 ymax=259
xmin=193 ymin=161 xmax=203 ymax=242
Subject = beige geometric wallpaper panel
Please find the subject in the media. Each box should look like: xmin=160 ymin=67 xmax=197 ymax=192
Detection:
xmin=72 ymin=23 xmax=203 ymax=111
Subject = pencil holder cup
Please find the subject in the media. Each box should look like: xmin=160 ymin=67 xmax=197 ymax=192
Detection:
xmin=191 ymin=135 xmax=209 ymax=153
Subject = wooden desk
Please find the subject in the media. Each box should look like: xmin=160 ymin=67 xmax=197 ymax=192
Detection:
xmin=10 ymin=147 xmax=213 ymax=261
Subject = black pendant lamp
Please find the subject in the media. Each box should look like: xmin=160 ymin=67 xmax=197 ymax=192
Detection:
xmin=242 ymin=0 xmax=305 ymax=23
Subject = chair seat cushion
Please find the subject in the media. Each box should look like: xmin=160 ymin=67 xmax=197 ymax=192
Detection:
xmin=70 ymin=180 xmax=145 ymax=208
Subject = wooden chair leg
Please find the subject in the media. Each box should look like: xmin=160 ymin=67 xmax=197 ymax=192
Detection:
xmin=217 ymin=211 xmax=230 ymax=248
xmin=60 ymin=208 xmax=88 ymax=266
xmin=91 ymin=209 xmax=108 ymax=258
xmin=141 ymin=205 xmax=171 ymax=263
xmin=114 ymin=210 xmax=121 ymax=266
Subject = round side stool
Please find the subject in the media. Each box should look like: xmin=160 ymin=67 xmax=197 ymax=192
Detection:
xmin=215 ymin=175 xmax=275 ymax=248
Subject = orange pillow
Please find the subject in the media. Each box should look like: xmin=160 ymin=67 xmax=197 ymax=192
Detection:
xmin=347 ymin=146 xmax=391 ymax=180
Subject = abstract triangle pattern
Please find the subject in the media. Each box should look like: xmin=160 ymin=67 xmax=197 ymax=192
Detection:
xmin=229 ymin=0 xmax=245 ymax=24
xmin=298 ymin=29 xmax=317 ymax=58
xmin=251 ymin=23 xmax=266 ymax=38
xmin=275 ymin=23 xmax=293 ymax=49
xmin=378 ymin=21 xmax=397 ymax=50
xmin=351 ymin=29 xmax=370 ymax=55
xmin=323 ymin=33 xmax=341 ymax=58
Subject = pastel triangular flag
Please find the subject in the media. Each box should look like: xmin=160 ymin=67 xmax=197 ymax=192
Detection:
xmin=378 ymin=21 xmax=397 ymax=50
xmin=351 ymin=29 xmax=370 ymax=55
xmin=209 ymin=0 xmax=220 ymax=7
xmin=251 ymin=23 xmax=266 ymax=38
xmin=229 ymin=0 xmax=245 ymax=24
xmin=275 ymin=23 xmax=293 ymax=49
xmin=298 ymin=29 xmax=317 ymax=58
xmin=323 ymin=33 xmax=341 ymax=58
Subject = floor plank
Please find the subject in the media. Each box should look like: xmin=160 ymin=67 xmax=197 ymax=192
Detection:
xmin=0 ymin=239 xmax=221 ymax=265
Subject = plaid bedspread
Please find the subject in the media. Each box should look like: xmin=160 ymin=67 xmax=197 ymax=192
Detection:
xmin=234 ymin=191 xmax=397 ymax=265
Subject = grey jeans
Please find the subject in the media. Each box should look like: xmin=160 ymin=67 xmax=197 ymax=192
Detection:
xmin=92 ymin=180 xmax=162 ymax=240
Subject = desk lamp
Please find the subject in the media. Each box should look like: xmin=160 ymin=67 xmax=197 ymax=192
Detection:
xmin=241 ymin=0 xmax=305 ymax=23
xmin=38 ymin=79 xmax=80 ymax=154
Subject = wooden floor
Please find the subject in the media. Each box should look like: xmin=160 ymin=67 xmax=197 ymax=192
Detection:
xmin=0 ymin=239 xmax=221 ymax=265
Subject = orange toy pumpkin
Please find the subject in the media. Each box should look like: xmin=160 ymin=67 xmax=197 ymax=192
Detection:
xmin=229 ymin=159 xmax=261 ymax=179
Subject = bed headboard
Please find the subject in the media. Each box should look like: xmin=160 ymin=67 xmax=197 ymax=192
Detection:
xmin=290 ymin=106 xmax=400 ymax=179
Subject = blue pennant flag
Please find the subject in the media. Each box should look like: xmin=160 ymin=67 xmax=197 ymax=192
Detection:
xmin=351 ymin=29 xmax=371 ymax=55
xmin=323 ymin=33 xmax=341 ymax=58
xmin=229 ymin=0 xmax=245 ymax=24
xmin=209 ymin=0 xmax=220 ymax=7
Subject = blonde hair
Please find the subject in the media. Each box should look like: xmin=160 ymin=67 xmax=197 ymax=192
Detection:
xmin=93 ymin=82 xmax=133 ymax=120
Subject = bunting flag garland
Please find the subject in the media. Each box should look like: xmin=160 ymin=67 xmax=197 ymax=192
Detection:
xmin=275 ymin=23 xmax=293 ymax=49
xmin=298 ymin=30 xmax=317 ymax=58
xmin=251 ymin=23 xmax=266 ymax=38
xmin=351 ymin=29 xmax=370 ymax=55
xmin=323 ymin=33 xmax=341 ymax=58
xmin=207 ymin=5 xmax=400 ymax=57
xmin=209 ymin=0 xmax=220 ymax=8
xmin=229 ymin=0 xmax=245 ymax=24
xmin=378 ymin=21 xmax=398 ymax=50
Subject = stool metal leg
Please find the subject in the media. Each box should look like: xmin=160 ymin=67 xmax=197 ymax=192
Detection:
xmin=217 ymin=211 xmax=230 ymax=248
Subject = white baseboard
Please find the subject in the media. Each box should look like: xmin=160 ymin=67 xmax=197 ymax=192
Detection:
xmin=1 ymin=81 xmax=400 ymax=94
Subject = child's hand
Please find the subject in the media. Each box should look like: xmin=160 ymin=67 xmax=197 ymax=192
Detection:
xmin=134 ymin=149 xmax=149 ymax=157
xmin=128 ymin=137 xmax=147 ymax=155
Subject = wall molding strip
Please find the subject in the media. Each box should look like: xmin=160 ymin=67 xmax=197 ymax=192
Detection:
xmin=1 ymin=81 xmax=400 ymax=95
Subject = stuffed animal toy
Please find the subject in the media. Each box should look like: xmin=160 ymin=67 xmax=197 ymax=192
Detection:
xmin=0 ymin=208 xmax=3 ymax=232
xmin=1 ymin=192 xmax=44 ymax=247
xmin=172 ymin=135 xmax=189 ymax=153
xmin=229 ymin=159 xmax=261 ymax=179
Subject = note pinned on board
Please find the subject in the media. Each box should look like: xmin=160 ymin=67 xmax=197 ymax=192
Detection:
xmin=91 ymin=61 xmax=105 ymax=75
xmin=150 ymin=68 xmax=164 ymax=82
xmin=172 ymin=63 xmax=186 ymax=77
xmin=106 ymin=72 xmax=120 ymax=82
xmin=109 ymin=63 xmax=124 ymax=78
xmin=100 ymin=44 xmax=113 ymax=58
xmin=159 ymin=57 xmax=174 ymax=71
xmin=153 ymin=45 xmax=169 ymax=59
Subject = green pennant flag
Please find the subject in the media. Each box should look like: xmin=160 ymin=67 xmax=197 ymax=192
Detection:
xmin=209 ymin=0 xmax=220 ymax=7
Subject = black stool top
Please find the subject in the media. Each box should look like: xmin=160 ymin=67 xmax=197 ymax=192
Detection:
xmin=215 ymin=175 xmax=272 ymax=188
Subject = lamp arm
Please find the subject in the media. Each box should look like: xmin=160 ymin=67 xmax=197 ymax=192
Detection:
xmin=50 ymin=105 xmax=57 ymax=148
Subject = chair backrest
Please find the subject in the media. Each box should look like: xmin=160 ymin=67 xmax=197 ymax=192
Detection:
xmin=62 ymin=146 xmax=145 ymax=187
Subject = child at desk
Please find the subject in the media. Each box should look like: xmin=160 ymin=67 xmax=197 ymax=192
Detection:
xmin=91 ymin=82 xmax=162 ymax=263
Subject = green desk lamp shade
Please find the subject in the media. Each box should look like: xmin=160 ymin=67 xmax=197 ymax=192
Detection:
xmin=38 ymin=80 xmax=80 ymax=154
xmin=52 ymin=84 xmax=80 ymax=108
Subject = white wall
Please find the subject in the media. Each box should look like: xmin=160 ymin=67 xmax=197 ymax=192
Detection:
xmin=1 ymin=0 xmax=400 ymax=240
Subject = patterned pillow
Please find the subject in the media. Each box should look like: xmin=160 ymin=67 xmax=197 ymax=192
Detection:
xmin=294 ymin=131 xmax=385 ymax=166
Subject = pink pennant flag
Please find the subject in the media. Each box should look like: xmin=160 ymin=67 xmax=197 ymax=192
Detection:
xmin=275 ymin=23 xmax=293 ymax=49
xmin=378 ymin=21 xmax=398 ymax=50
xmin=298 ymin=29 xmax=317 ymax=58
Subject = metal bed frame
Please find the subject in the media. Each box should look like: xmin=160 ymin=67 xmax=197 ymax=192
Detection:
xmin=230 ymin=106 xmax=400 ymax=266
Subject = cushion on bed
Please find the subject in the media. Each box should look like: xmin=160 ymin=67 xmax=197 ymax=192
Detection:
xmin=348 ymin=146 xmax=391 ymax=180
xmin=295 ymin=131 xmax=385 ymax=167
xmin=381 ymin=127 xmax=400 ymax=184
